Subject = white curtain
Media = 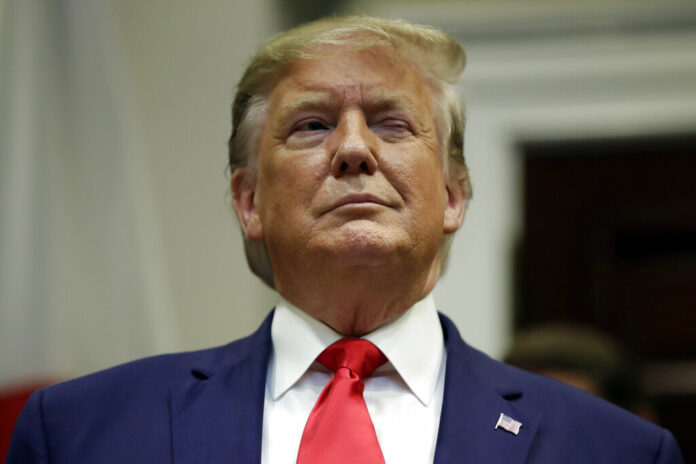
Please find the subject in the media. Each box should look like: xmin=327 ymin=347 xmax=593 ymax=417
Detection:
xmin=0 ymin=0 xmax=176 ymax=385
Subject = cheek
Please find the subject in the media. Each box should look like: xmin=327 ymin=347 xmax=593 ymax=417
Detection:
xmin=407 ymin=165 xmax=448 ymax=228
xmin=256 ymin=150 xmax=327 ymax=219
xmin=388 ymin=145 xmax=446 ymax=203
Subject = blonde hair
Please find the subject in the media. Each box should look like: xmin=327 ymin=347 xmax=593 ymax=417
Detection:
xmin=228 ymin=15 xmax=470 ymax=288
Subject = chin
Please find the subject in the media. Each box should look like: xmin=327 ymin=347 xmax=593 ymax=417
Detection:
xmin=321 ymin=225 xmax=409 ymax=264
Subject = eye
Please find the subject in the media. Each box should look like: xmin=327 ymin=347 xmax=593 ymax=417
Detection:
xmin=380 ymin=119 xmax=411 ymax=131
xmin=293 ymin=120 xmax=329 ymax=133
xmin=373 ymin=118 xmax=414 ymax=138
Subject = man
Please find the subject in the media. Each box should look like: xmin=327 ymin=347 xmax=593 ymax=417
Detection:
xmin=7 ymin=15 xmax=683 ymax=464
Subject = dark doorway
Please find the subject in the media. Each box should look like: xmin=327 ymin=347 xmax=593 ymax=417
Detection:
xmin=516 ymin=133 xmax=696 ymax=460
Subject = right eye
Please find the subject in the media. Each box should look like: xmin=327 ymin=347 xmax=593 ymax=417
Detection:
xmin=293 ymin=120 xmax=329 ymax=133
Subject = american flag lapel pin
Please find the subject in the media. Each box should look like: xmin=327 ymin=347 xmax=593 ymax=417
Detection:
xmin=495 ymin=413 xmax=522 ymax=436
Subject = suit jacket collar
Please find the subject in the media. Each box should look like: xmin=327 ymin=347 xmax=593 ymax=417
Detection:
xmin=169 ymin=312 xmax=273 ymax=464
xmin=434 ymin=314 xmax=540 ymax=464
xmin=168 ymin=311 xmax=540 ymax=464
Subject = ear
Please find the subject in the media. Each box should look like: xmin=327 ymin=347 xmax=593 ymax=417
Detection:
xmin=443 ymin=178 xmax=467 ymax=234
xmin=231 ymin=167 xmax=264 ymax=241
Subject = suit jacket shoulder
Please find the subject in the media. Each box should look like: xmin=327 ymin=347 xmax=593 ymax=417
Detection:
xmin=6 ymin=313 xmax=274 ymax=464
xmin=435 ymin=313 xmax=683 ymax=464
xmin=7 ymin=311 xmax=683 ymax=464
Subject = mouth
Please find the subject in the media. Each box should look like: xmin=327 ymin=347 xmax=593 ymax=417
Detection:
xmin=324 ymin=193 xmax=390 ymax=213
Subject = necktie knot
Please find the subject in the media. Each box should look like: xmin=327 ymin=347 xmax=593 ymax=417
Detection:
xmin=317 ymin=338 xmax=387 ymax=379
xmin=297 ymin=337 xmax=388 ymax=464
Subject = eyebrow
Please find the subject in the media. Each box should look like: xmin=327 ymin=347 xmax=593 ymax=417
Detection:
xmin=276 ymin=84 xmax=423 ymax=130
xmin=362 ymin=88 xmax=421 ymax=115
xmin=276 ymin=92 xmax=337 ymax=130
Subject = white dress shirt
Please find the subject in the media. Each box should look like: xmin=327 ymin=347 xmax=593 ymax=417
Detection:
xmin=261 ymin=294 xmax=446 ymax=464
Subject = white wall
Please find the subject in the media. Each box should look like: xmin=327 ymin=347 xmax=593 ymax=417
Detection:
xmin=0 ymin=0 xmax=281 ymax=384
xmin=113 ymin=0 xmax=281 ymax=352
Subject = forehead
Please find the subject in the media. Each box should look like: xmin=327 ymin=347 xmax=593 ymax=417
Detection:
xmin=267 ymin=48 xmax=435 ymax=114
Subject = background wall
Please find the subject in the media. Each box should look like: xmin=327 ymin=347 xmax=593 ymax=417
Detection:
xmin=0 ymin=0 xmax=279 ymax=385
xmin=113 ymin=0 xmax=280 ymax=352
xmin=1 ymin=0 xmax=695 ymax=387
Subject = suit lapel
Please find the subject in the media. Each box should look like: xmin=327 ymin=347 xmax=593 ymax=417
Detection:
xmin=167 ymin=311 xmax=540 ymax=464
xmin=434 ymin=315 xmax=541 ymax=464
xmin=169 ymin=313 xmax=273 ymax=464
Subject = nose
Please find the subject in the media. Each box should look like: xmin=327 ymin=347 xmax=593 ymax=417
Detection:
xmin=329 ymin=111 xmax=378 ymax=177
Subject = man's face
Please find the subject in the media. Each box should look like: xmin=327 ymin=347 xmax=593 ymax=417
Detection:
xmin=234 ymin=48 xmax=465 ymax=283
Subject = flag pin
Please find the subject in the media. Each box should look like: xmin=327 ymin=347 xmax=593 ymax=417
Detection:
xmin=495 ymin=413 xmax=522 ymax=436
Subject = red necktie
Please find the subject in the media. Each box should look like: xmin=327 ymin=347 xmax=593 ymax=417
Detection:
xmin=296 ymin=338 xmax=388 ymax=464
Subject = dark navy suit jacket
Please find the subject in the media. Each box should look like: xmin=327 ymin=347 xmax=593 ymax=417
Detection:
xmin=7 ymin=312 xmax=683 ymax=463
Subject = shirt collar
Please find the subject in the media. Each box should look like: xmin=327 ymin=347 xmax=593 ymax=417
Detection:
xmin=268 ymin=293 xmax=444 ymax=406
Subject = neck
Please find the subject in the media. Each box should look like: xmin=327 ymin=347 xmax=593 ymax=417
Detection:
xmin=273 ymin=257 xmax=441 ymax=336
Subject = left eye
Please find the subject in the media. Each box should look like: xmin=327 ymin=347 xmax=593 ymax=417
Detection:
xmin=377 ymin=119 xmax=412 ymax=133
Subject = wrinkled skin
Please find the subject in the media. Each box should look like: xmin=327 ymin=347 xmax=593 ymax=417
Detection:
xmin=232 ymin=48 xmax=466 ymax=335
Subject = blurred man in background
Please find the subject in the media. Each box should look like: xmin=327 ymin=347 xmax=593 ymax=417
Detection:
xmin=505 ymin=324 xmax=658 ymax=422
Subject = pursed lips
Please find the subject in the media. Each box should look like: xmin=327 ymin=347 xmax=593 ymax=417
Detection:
xmin=324 ymin=193 xmax=390 ymax=214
